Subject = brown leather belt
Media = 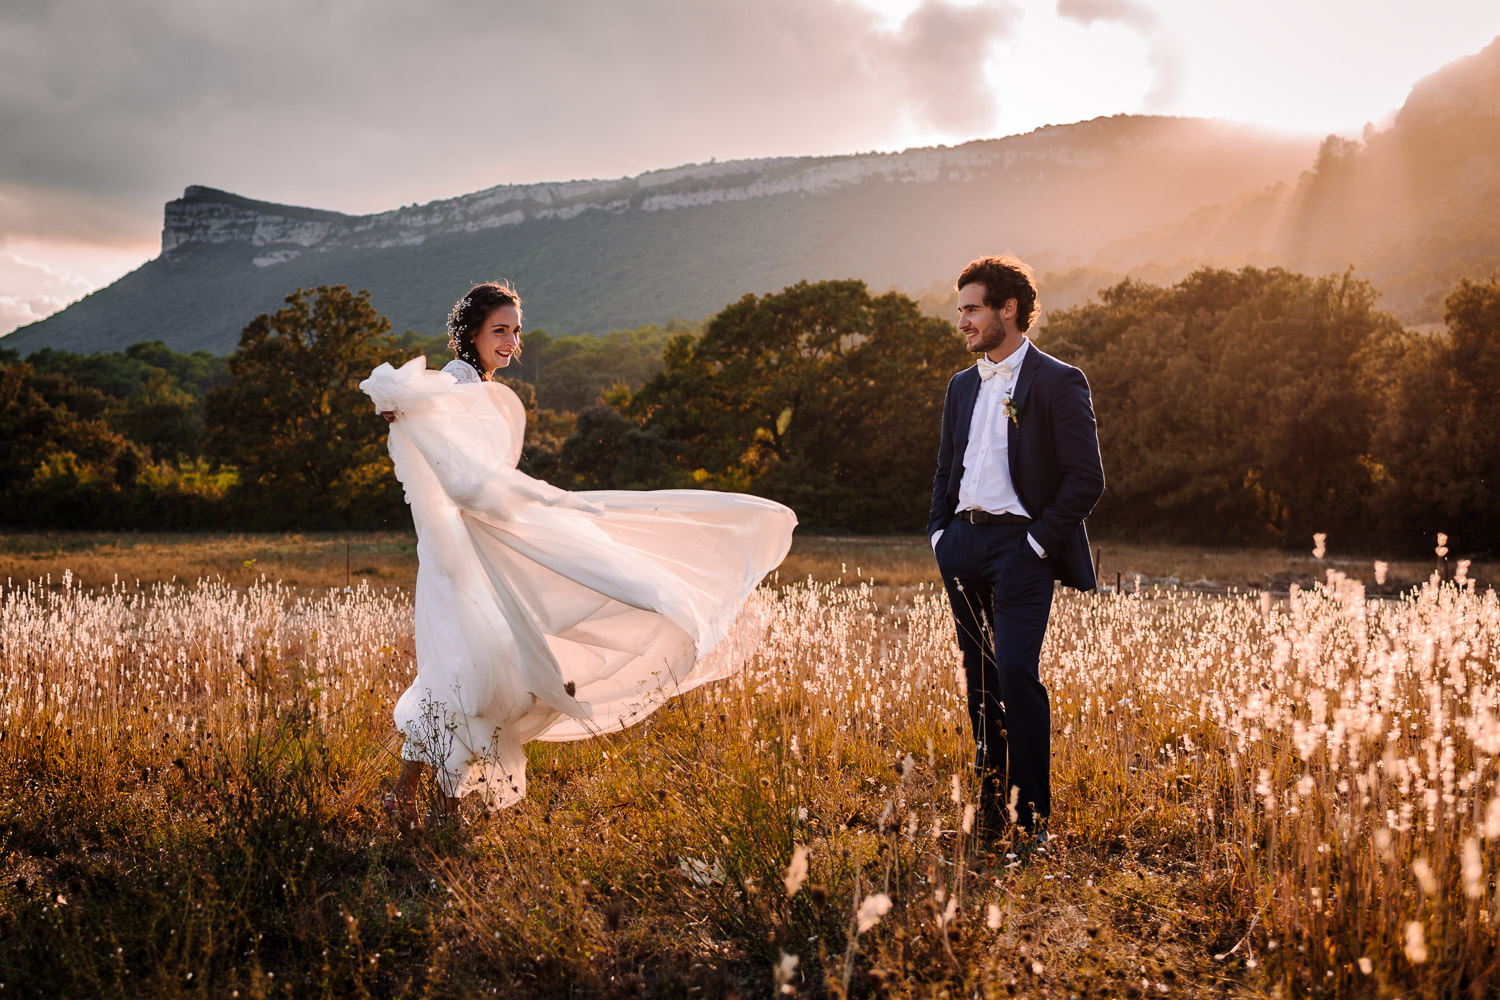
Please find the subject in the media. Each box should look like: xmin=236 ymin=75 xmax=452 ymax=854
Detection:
xmin=958 ymin=510 xmax=1031 ymax=526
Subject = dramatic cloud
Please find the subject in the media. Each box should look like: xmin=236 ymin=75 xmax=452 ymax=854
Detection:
xmin=1057 ymin=0 xmax=1182 ymax=110
xmin=0 ymin=0 xmax=1019 ymax=251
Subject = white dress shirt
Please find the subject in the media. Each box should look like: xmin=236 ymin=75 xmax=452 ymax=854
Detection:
xmin=932 ymin=338 xmax=1046 ymax=557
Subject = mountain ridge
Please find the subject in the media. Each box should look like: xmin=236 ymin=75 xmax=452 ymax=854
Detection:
xmin=5 ymin=113 xmax=1315 ymax=356
xmin=17 ymin=70 xmax=1500 ymax=357
xmin=154 ymin=117 xmax=1304 ymax=265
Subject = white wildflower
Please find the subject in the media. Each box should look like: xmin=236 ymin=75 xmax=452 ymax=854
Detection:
xmin=783 ymin=845 xmax=809 ymax=898
xmin=773 ymin=952 xmax=799 ymax=994
xmin=1462 ymin=838 xmax=1484 ymax=900
xmin=856 ymin=893 xmax=893 ymax=933
xmin=1412 ymin=857 xmax=1437 ymax=895
xmin=1403 ymin=921 xmax=1429 ymax=964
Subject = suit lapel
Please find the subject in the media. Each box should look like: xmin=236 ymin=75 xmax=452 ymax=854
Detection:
xmin=953 ymin=366 xmax=981 ymax=459
xmin=1010 ymin=345 xmax=1039 ymax=418
xmin=1007 ymin=346 xmax=1041 ymax=483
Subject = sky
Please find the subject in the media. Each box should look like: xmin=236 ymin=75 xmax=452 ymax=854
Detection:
xmin=3 ymin=0 xmax=1499 ymax=338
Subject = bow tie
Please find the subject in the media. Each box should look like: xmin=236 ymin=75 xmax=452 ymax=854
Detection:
xmin=977 ymin=358 xmax=1013 ymax=382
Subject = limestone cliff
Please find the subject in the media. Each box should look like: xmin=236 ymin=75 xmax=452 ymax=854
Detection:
xmin=158 ymin=117 xmax=1311 ymax=269
xmin=10 ymin=115 xmax=1316 ymax=357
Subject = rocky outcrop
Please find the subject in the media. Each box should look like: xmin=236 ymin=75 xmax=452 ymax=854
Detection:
xmin=161 ymin=115 xmax=1307 ymax=269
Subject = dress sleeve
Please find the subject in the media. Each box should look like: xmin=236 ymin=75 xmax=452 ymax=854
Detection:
xmin=363 ymin=356 xmax=541 ymax=505
xmin=441 ymin=359 xmax=482 ymax=384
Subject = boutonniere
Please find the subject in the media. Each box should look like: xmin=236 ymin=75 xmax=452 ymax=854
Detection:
xmin=1003 ymin=393 xmax=1020 ymax=427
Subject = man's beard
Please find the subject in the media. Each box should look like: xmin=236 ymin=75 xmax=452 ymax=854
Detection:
xmin=968 ymin=321 xmax=1006 ymax=355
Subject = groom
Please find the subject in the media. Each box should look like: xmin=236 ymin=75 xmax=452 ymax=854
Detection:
xmin=929 ymin=254 xmax=1105 ymax=842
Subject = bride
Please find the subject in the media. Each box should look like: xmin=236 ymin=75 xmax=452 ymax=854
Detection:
xmin=361 ymin=280 xmax=796 ymax=817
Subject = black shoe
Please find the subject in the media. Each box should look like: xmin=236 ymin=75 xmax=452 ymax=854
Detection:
xmin=976 ymin=804 xmax=1009 ymax=841
xmin=1004 ymin=823 xmax=1051 ymax=868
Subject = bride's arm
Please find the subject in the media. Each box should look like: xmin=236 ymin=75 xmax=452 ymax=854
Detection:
xmin=364 ymin=357 xmax=603 ymax=515
xmin=482 ymin=470 xmax=603 ymax=514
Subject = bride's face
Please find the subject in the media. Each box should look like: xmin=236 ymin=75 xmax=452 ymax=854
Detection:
xmin=471 ymin=305 xmax=522 ymax=373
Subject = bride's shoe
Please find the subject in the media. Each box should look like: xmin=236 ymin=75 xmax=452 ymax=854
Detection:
xmin=382 ymin=791 xmax=419 ymax=827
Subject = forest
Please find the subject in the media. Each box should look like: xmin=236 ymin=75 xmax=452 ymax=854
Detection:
xmin=1 ymin=266 xmax=1495 ymax=555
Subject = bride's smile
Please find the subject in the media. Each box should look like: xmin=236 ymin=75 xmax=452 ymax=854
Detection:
xmin=472 ymin=304 xmax=522 ymax=372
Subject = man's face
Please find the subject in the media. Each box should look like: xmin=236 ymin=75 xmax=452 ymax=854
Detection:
xmin=956 ymin=283 xmax=1015 ymax=356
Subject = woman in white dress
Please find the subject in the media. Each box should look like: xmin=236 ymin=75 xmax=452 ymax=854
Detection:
xmin=362 ymin=281 xmax=795 ymax=818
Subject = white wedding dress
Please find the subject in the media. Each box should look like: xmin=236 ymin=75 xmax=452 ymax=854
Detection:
xmin=360 ymin=357 xmax=796 ymax=808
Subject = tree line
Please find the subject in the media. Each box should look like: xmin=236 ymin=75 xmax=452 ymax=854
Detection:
xmin=2 ymin=268 xmax=1494 ymax=555
xmin=0 ymin=287 xmax=685 ymax=531
xmin=1037 ymin=268 xmax=1496 ymax=554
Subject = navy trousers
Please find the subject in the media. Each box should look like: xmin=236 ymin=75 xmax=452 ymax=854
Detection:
xmin=934 ymin=518 xmax=1055 ymax=829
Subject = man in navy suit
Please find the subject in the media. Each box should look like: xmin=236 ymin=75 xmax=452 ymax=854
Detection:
xmin=929 ymin=254 xmax=1105 ymax=845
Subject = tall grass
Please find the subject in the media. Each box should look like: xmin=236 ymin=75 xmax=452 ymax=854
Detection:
xmin=1 ymin=565 xmax=1495 ymax=997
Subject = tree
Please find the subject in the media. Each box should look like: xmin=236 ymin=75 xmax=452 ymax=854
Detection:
xmin=533 ymin=322 xmax=688 ymax=412
xmin=115 ymin=370 xmax=203 ymax=460
xmin=1372 ymin=274 xmax=1500 ymax=553
xmin=1040 ymin=267 xmax=1404 ymax=546
xmin=556 ymin=406 xmax=690 ymax=490
xmin=203 ymin=286 xmax=404 ymax=527
xmin=628 ymin=280 xmax=969 ymax=530
xmin=27 ymin=340 xmax=228 ymax=403
xmin=23 ymin=340 xmax=229 ymax=464
xmin=0 ymin=363 xmax=145 ymax=528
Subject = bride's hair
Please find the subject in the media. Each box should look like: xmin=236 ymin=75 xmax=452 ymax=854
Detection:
xmin=446 ymin=280 xmax=523 ymax=378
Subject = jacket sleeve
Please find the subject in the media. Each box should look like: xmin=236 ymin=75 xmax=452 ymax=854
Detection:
xmin=1029 ymin=366 xmax=1105 ymax=557
xmin=928 ymin=375 xmax=959 ymax=536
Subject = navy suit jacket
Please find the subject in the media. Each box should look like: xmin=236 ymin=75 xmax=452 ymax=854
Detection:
xmin=929 ymin=345 xmax=1105 ymax=592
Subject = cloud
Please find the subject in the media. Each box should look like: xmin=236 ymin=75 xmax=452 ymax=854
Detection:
xmin=0 ymin=0 xmax=1021 ymax=246
xmin=0 ymin=250 xmax=96 ymax=336
xmin=883 ymin=1 xmax=1021 ymax=134
xmin=1056 ymin=0 xmax=1182 ymax=110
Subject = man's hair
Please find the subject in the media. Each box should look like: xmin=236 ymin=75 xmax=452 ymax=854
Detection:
xmin=446 ymin=280 xmax=523 ymax=378
xmin=956 ymin=255 xmax=1039 ymax=332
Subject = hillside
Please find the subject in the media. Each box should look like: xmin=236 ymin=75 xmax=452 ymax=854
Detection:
xmin=1094 ymin=34 xmax=1500 ymax=322
xmin=2 ymin=116 xmax=1313 ymax=355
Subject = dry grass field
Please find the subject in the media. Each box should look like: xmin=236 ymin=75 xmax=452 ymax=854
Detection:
xmin=1 ymin=531 xmax=1496 ymax=998
xmin=0 ymin=530 xmax=1481 ymax=594
xmin=0 ymin=532 xmax=421 ymax=591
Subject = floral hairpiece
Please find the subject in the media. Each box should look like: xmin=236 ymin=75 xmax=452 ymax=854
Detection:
xmin=445 ymin=295 xmax=473 ymax=338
